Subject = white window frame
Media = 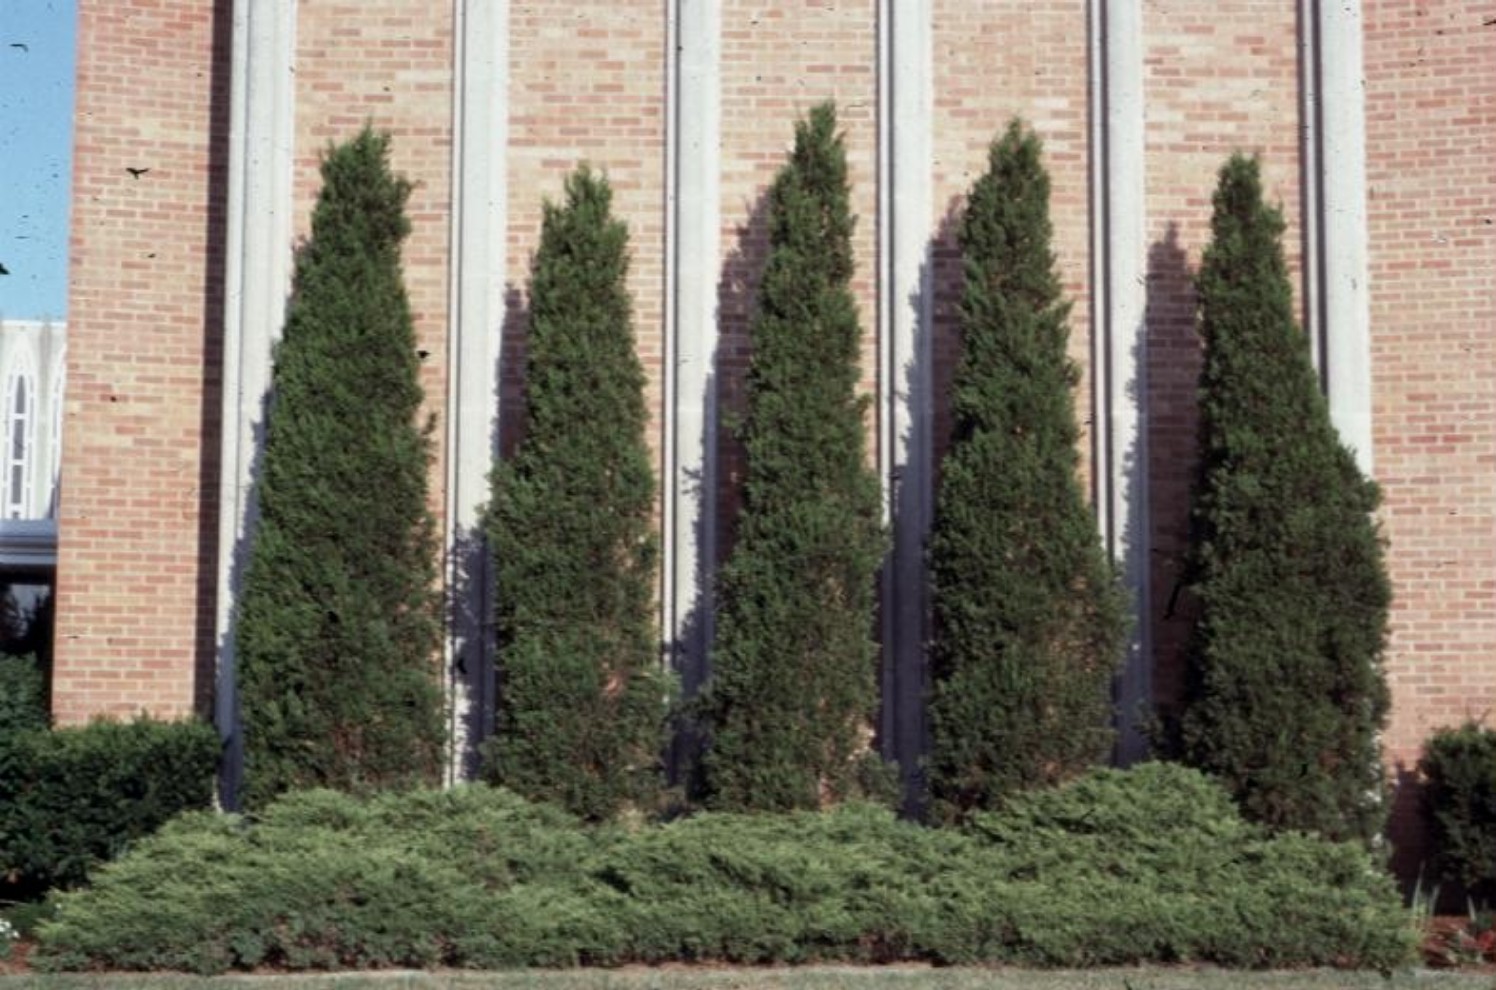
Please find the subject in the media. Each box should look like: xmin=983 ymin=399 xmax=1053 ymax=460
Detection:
xmin=5 ymin=359 xmax=37 ymax=520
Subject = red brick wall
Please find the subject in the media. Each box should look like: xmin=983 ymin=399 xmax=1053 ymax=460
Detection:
xmin=54 ymin=3 xmax=1496 ymax=848
xmin=53 ymin=0 xmax=229 ymax=723
xmin=1365 ymin=0 xmax=1496 ymax=875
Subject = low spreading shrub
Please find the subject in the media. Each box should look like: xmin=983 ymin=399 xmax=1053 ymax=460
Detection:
xmin=0 ymin=717 xmax=219 ymax=897
xmin=35 ymin=765 xmax=1415 ymax=974
xmin=967 ymin=764 xmax=1410 ymax=967
xmin=1422 ymin=723 xmax=1496 ymax=901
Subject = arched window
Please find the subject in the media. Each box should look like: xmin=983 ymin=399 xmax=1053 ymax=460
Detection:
xmin=5 ymin=365 xmax=36 ymax=520
xmin=47 ymin=347 xmax=64 ymax=519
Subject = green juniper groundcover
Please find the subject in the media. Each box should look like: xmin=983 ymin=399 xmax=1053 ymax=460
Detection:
xmin=32 ymin=764 xmax=1414 ymax=974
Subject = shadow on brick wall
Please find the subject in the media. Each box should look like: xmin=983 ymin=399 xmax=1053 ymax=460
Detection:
xmin=1144 ymin=222 xmax=1200 ymax=725
xmin=665 ymin=188 xmax=771 ymax=797
xmin=200 ymin=0 xmax=235 ymax=803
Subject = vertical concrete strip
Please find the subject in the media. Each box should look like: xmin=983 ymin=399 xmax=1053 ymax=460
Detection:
xmin=1092 ymin=0 xmax=1151 ymax=763
xmin=663 ymin=0 xmax=721 ymax=693
xmin=1315 ymin=0 xmax=1374 ymax=473
xmin=1088 ymin=0 xmax=1112 ymax=545
xmin=216 ymin=0 xmax=297 ymax=807
xmin=877 ymin=0 xmax=933 ymax=802
xmin=443 ymin=0 xmax=508 ymax=783
xmin=1298 ymin=0 xmax=1325 ymax=381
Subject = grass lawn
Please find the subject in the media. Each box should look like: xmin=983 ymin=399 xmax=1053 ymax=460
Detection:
xmin=0 ymin=968 xmax=1491 ymax=990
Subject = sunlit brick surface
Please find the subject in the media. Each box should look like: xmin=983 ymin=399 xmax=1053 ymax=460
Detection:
xmin=1364 ymin=0 xmax=1496 ymax=871
xmin=54 ymin=0 xmax=228 ymax=723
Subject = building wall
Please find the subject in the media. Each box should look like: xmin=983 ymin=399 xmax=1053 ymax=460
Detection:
xmin=930 ymin=1 xmax=1093 ymax=487
xmin=54 ymin=0 xmax=228 ymax=723
xmin=55 ymin=1 xmax=1496 ymax=877
xmin=1364 ymin=0 xmax=1496 ymax=873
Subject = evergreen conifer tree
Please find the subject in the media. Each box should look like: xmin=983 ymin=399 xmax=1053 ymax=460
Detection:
xmin=484 ymin=168 xmax=664 ymax=820
xmin=701 ymin=103 xmax=886 ymax=811
xmin=926 ymin=123 xmax=1126 ymax=821
xmin=1180 ymin=155 xmax=1391 ymax=843
xmin=236 ymin=128 xmax=443 ymax=808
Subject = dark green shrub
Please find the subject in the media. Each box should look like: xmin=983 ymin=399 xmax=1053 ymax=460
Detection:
xmin=1180 ymin=155 xmax=1391 ymax=843
xmin=701 ymin=102 xmax=887 ymax=811
xmin=36 ymin=768 xmax=1413 ymax=973
xmin=0 ymin=653 xmax=48 ymax=735
xmin=0 ymin=587 xmax=53 ymax=720
xmin=236 ymin=128 xmax=444 ymax=807
xmin=0 ymin=718 xmax=217 ymax=897
xmin=484 ymin=168 xmax=665 ymax=820
xmin=965 ymin=763 xmax=1411 ymax=968
xmin=593 ymin=804 xmax=975 ymax=964
xmin=927 ymin=122 xmax=1126 ymax=820
xmin=1422 ymin=722 xmax=1496 ymax=900
xmin=33 ymin=786 xmax=623 ymax=974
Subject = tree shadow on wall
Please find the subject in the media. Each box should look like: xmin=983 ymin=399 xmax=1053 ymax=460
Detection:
xmin=667 ymin=189 xmax=772 ymax=797
xmin=437 ymin=286 xmax=521 ymax=782
xmin=1143 ymin=222 xmax=1201 ymax=730
xmin=200 ymin=0 xmax=234 ymax=796
xmin=455 ymin=283 xmax=530 ymax=780
xmin=878 ymin=198 xmax=962 ymax=817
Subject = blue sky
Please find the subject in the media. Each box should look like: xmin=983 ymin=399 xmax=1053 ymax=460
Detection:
xmin=0 ymin=0 xmax=76 ymax=322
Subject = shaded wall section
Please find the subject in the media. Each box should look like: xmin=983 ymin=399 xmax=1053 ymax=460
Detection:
xmin=715 ymin=2 xmax=879 ymax=554
xmin=1141 ymin=0 xmax=1303 ymax=715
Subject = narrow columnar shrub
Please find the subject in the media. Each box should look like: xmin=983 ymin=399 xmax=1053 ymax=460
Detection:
xmin=236 ymin=128 xmax=444 ymax=808
xmin=701 ymin=102 xmax=887 ymax=811
xmin=0 ymin=652 xmax=47 ymax=735
xmin=1180 ymin=155 xmax=1391 ymax=843
xmin=484 ymin=168 xmax=665 ymax=820
xmin=0 ymin=718 xmax=218 ymax=897
xmin=927 ymin=122 xmax=1126 ymax=820
xmin=35 ymin=768 xmax=1414 ymax=973
xmin=1421 ymin=722 xmax=1496 ymax=900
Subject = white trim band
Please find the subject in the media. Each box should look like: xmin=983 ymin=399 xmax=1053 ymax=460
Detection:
xmin=443 ymin=0 xmax=508 ymax=783
xmin=216 ymin=0 xmax=297 ymax=808
xmin=877 ymin=0 xmax=933 ymax=802
xmin=1314 ymin=0 xmax=1374 ymax=473
xmin=663 ymin=0 xmax=721 ymax=694
xmin=1091 ymin=0 xmax=1151 ymax=764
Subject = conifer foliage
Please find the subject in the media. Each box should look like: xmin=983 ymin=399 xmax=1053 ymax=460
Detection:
xmin=484 ymin=168 xmax=664 ymax=820
xmin=701 ymin=103 xmax=886 ymax=811
xmin=236 ymin=129 xmax=444 ymax=808
xmin=1181 ymin=155 xmax=1391 ymax=843
xmin=926 ymin=123 xmax=1126 ymax=820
